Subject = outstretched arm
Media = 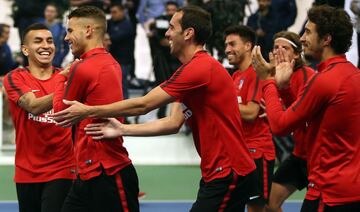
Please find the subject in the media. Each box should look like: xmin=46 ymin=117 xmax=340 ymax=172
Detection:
xmin=85 ymin=103 xmax=185 ymax=139
xmin=53 ymin=86 xmax=175 ymax=127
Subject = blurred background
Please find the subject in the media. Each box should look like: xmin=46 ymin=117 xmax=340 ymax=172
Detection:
xmin=0 ymin=0 xmax=357 ymax=206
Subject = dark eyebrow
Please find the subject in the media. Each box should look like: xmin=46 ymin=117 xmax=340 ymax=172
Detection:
xmin=225 ymin=40 xmax=235 ymax=45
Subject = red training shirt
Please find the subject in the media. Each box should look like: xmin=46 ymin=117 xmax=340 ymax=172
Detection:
xmin=232 ymin=66 xmax=274 ymax=160
xmin=261 ymin=55 xmax=360 ymax=205
xmin=4 ymin=67 xmax=75 ymax=183
xmin=277 ymin=66 xmax=315 ymax=159
xmin=161 ymin=51 xmax=255 ymax=182
xmin=53 ymin=48 xmax=131 ymax=180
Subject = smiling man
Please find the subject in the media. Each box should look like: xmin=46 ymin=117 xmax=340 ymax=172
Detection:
xmin=3 ymin=23 xmax=75 ymax=212
xmin=53 ymin=6 xmax=140 ymax=212
xmin=252 ymin=5 xmax=360 ymax=212
xmin=224 ymin=25 xmax=275 ymax=212
xmin=53 ymin=6 xmax=259 ymax=211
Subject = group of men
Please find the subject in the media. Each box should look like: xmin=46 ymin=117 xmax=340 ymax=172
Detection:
xmin=2 ymin=3 xmax=360 ymax=212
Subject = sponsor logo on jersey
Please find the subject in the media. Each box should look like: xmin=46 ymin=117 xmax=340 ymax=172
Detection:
xmin=181 ymin=103 xmax=193 ymax=120
xmin=238 ymin=79 xmax=244 ymax=90
xmin=28 ymin=109 xmax=56 ymax=124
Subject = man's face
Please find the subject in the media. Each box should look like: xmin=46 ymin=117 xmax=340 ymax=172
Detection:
xmin=65 ymin=18 xmax=87 ymax=57
xmin=1 ymin=26 xmax=10 ymax=43
xmin=22 ymin=29 xmax=55 ymax=67
xmin=110 ymin=6 xmax=125 ymax=21
xmin=44 ymin=5 xmax=58 ymax=22
xmin=165 ymin=12 xmax=185 ymax=57
xmin=166 ymin=4 xmax=178 ymax=17
xmin=300 ymin=21 xmax=322 ymax=60
xmin=258 ymin=0 xmax=271 ymax=11
xmin=225 ymin=34 xmax=250 ymax=66
xmin=273 ymin=38 xmax=299 ymax=62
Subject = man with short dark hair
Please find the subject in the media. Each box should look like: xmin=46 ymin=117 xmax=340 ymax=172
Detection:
xmin=3 ymin=23 xmax=75 ymax=212
xmin=224 ymin=25 xmax=275 ymax=212
xmin=54 ymin=6 xmax=259 ymax=211
xmin=42 ymin=3 xmax=69 ymax=67
xmin=53 ymin=6 xmax=139 ymax=212
xmin=108 ymin=2 xmax=135 ymax=99
xmin=0 ymin=23 xmax=17 ymax=76
xmin=252 ymin=5 xmax=360 ymax=212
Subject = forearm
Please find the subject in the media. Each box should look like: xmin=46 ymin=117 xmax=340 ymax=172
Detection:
xmin=262 ymin=80 xmax=295 ymax=135
xmin=122 ymin=116 xmax=182 ymax=136
xmin=89 ymin=97 xmax=152 ymax=118
xmin=89 ymin=87 xmax=173 ymax=118
xmin=19 ymin=93 xmax=53 ymax=115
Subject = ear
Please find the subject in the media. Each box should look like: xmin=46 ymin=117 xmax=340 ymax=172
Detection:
xmin=184 ymin=27 xmax=195 ymax=41
xmin=322 ymin=34 xmax=332 ymax=47
xmin=85 ymin=24 xmax=93 ymax=37
xmin=294 ymin=52 xmax=300 ymax=60
xmin=245 ymin=41 xmax=252 ymax=52
xmin=21 ymin=45 xmax=29 ymax=57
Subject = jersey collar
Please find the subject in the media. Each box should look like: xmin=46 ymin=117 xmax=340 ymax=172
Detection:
xmin=80 ymin=48 xmax=107 ymax=59
xmin=316 ymin=54 xmax=347 ymax=73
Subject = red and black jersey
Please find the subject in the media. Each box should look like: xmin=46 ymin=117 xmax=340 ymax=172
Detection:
xmin=232 ymin=66 xmax=274 ymax=160
xmin=3 ymin=67 xmax=75 ymax=183
xmin=262 ymin=55 xmax=360 ymax=205
xmin=161 ymin=51 xmax=255 ymax=182
xmin=53 ymin=48 xmax=131 ymax=180
xmin=277 ymin=66 xmax=315 ymax=159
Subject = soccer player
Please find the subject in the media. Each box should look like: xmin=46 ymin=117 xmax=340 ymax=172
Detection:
xmin=53 ymin=6 xmax=139 ymax=212
xmin=224 ymin=25 xmax=275 ymax=212
xmin=3 ymin=23 xmax=75 ymax=212
xmin=266 ymin=31 xmax=315 ymax=212
xmin=54 ymin=6 xmax=260 ymax=211
xmin=252 ymin=5 xmax=360 ymax=212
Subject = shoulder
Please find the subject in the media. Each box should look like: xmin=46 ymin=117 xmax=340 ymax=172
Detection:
xmin=3 ymin=68 xmax=28 ymax=86
xmin=5 ymin=68 xmax=27 ymax=78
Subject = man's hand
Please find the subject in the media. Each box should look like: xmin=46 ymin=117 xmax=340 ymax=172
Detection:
xmin=274 ymin=47 xmax=295 ymax=89
xmin=59 ymin=59 xmax=80 ymax=77
xmin=53 ymin=100 xmax=91 ymax=127
xmin=258 ymin=98 xmax=267 ymax=119
xmin=85 ymin=118 xmax=124 ymax=140
xmin=252 ymin=45 xmax=275 ymax=80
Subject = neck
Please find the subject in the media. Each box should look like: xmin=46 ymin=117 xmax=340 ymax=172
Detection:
xmin=260 ymin=8 xmax=269 ymax=16
xmin=83 ymin=39 xmax=104 ymax=55
xmin=46 ymin=19 xmax=55 ymax=25
xmin=321 ymin=47 xmax=337 ymax=62
xmin=178 ymin=43 xmax=204 ymax=64
xmin=237 ymin=54 xmax=252 ymax=71
xmin=27 ymin=62 xmax=53 ymax=80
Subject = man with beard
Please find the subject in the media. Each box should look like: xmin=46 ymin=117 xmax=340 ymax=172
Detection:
xmin=224 ymin=25 xmax=275 ymax=212
xmin=54 ymin=6 xmax=260 ymax=211
xmin=53 ymin=6 xmax=139 ymax=212
xmin=252 ymin=5 xmax=360 ymax=212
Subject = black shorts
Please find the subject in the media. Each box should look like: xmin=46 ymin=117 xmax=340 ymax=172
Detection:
xmin=273 ymin=154 xmax=308 ymax=190
xmin=301 ymin=198 xmax=360 ymax=212
xmin=16 ymin=179 xmax=73 ymax=212
xmin=190 ymin=170 xmax=261 ymax=212
xmin=61 ymin=164 xmax=139 ymax=212
xmin=251 ymin=157 xmax=275 ymax=205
